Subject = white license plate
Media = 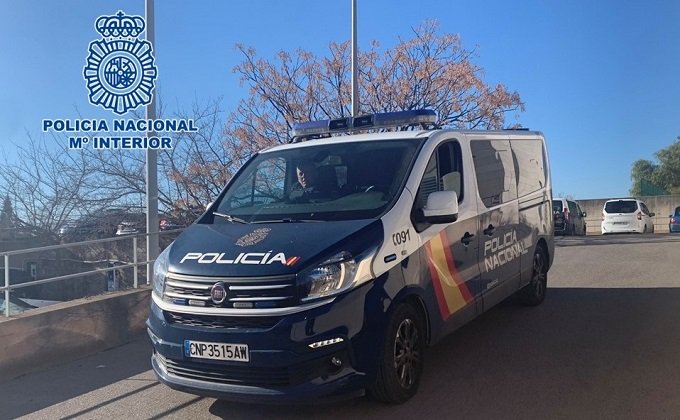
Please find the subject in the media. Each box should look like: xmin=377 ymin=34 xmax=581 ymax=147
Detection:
xmin=184 ymin=340 xmax=249 ymax=362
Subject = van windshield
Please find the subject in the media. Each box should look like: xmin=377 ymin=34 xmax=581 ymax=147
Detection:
xmin=213 ymin=139 xmax=421 ymax=222
xmin=604 ymin=200 xmax=637 ymax=214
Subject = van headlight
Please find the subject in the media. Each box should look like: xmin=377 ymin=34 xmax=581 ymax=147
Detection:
xmin=152 ymin=247 xmax=169 ymax=298
xmin=300 ymin=249 xmax=375 ymax=302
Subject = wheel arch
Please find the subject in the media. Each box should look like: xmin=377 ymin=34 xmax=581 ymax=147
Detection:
xmin=535 ymin=236 xmax=551 ymax=269
xmin=389 ymin=287 xmax=432 ymax=346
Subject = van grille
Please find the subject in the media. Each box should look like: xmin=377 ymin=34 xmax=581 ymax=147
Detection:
xmin=163 ymin=272 xmax=299 ymax=309
xmin=165 ymin=312 xmax=282 ymax=330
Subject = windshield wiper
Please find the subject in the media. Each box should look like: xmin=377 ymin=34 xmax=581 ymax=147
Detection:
xmin=251 ymin=218 xmax=323 ymax=224
xmin=213 ymin=212 xmax=249 ymax=224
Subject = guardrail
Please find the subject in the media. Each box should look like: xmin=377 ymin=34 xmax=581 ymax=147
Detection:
xmin=0 ymin=229 xmax=182 ymax=317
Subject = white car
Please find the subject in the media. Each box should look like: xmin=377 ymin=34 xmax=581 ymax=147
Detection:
xmin=601 ymin=198 xmax=655 ymax=234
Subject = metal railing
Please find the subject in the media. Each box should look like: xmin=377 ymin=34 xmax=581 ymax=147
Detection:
xmin=0 ymin=230 xmax=182 ymax=317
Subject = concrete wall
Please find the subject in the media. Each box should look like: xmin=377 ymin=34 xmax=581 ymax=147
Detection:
xmin=0 ymin=288 xmax=150 ymax=381
xmin=576 ymin=195 xmax=680 ymax=235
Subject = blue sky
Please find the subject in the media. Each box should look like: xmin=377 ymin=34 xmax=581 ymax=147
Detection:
xmin=1 ymin=0 xmax=679 ymax=199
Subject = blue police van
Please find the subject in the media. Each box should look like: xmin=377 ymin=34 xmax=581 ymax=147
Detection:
xmin=147 ymin=110 xmax=554 ymax=404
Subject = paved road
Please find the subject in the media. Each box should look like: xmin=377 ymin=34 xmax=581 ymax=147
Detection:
xmin=2 ymin=234 xmax=680 ymax=419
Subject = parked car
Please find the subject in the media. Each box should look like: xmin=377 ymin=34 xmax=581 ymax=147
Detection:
xmin=669 ymin=206 xmax=680 ymax=233
xmin=60 ymin=208 xmax=137 ymax=239
xmin=115 ymin=213 xmax=146 ymax=236
xmin=159 ymin=216 xmax=185 ymax=231
xmin=116 ymin=214 xmax=187 ymax=235
xmin=552 ymin=197 xmax=587 ymax=235
xmin=601 ymin=198 xmax=655 ymax=234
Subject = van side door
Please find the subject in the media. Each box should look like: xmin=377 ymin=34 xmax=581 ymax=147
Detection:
xmin=470 ymin=138 xmax=521 ymax=310
xmin=409 ymin=139 xmax=481 ymax=334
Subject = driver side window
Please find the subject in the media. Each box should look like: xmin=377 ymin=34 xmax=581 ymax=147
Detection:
xmin=411 ymin=141 xmax=463 ymax=232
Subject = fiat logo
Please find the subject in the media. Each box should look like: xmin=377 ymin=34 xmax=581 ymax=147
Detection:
xmin=210 ymin=282 xmax=228 ymax=305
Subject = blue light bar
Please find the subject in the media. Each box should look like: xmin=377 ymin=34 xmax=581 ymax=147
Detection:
xmin=373 ymin=109 xmax=437 ymax=127
xmin=290 ymin=109 xmax=437 ymax=142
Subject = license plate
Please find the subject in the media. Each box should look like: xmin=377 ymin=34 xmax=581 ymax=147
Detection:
xmin=184 ymin=340 xmax=249 ymax=362
xmin=613 ymin=222 xmax=627 ymax=225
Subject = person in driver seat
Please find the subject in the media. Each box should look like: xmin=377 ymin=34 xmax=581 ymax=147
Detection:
xmin=289 ymin=160 xmax=340 ymax=201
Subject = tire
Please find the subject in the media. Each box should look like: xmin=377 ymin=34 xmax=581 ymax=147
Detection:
xmin=518 ymin=246 xmax=548 ymax=306
xmin=368 ymin=303 xmax=425 ymax=404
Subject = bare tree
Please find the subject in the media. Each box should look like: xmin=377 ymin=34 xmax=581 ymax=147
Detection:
xmin=234 ymin=20 xmax=522 ymax=143
xmin=0 ymin=133 xmax=113 ymax=237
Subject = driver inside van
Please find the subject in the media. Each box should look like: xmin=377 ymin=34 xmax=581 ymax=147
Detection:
xmin=289 ymin=160 xmax=339 ymax=201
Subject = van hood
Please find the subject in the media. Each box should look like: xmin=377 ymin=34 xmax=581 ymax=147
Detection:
xmin=166 ymin=219 xmax=383 ymax=277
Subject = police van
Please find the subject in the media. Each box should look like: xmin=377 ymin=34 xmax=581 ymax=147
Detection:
xmin=147 ymin=110 xmax=554 ymax=404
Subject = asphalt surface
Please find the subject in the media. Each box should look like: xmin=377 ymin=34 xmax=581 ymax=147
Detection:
xmin=2 ymin=233 xmax=680 ymax=419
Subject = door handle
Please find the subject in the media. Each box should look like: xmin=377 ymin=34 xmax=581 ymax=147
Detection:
xmin=483 ymin=224 xmax=496 ymax=236
xmin=461 ymin=232 xmax=475 ymax=245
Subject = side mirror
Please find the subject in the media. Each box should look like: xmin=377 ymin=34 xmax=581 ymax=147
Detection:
xmin=582 ymin=211 xmax=587 ymax=217
xmin=650 ymin=212 xmax=655 ymax=217
xmin=423 ymin=191 xmax=459 ymax=224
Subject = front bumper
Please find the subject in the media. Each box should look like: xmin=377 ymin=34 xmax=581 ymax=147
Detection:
xmin=146 ymin=282 xmax=385 ymax=403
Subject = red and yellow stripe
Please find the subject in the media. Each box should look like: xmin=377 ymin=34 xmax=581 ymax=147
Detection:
xmin=425 ymin=230 xmax=473 ymax=320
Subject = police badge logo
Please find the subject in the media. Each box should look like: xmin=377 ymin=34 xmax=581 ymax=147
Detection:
xmin=236 ymin=228 xmax=271 ymax=247
xmin=83 ymin=11 xmax=157 ymax=115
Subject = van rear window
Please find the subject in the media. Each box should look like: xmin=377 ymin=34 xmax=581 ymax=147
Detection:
xmin=604 ymin=200 xmax=637 ymax=214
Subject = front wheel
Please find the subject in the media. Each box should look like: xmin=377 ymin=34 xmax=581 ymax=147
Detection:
xmin=518 ymin=246 xmax=548 ymax=306
xmin=368 ymin=303 xmax=425 ymax=404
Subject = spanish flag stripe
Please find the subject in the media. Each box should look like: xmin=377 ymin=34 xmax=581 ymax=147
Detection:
xmin=440 ymin=230 xmax=473 ymax=301
xmin=427 ymin=233 xmax=467 ymax=318
xmin=424 ymin=241 xmax=451 ymax=320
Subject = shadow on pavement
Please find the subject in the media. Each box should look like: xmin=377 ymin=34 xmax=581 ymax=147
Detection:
xmin=207 ymin=288 xmax=680 ymax=419
xmin=0 ymin=333 xmax=152 ymax=419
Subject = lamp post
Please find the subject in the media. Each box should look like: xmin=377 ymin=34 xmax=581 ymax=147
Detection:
xmin=351 ymin=0 xmax=359 ymax=117
xmin=145 ymin=0 xmax=159 ymax=282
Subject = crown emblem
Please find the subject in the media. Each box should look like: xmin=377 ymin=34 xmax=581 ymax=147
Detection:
xmin=83 ymin=11 xmax=157 ymax=115
xmin=96 ymin=11 xmax=145 ymax=39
